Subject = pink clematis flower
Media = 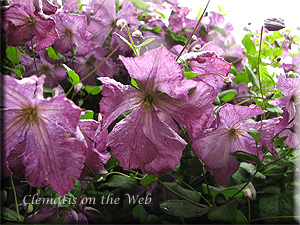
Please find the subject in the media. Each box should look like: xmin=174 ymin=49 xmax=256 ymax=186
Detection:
xmin=270 ymin=74 xmax=300 ymax=120
xmin=192 ymin=104 xmax=277 ymax=185
xmin=87 ymin=0 xmax=140 ymax=49
xmin=99 ymin=46 xmax=216 ymax=174
xmin=2 ymin=0 xmax=58 ymax=50
xmin=3 ymin=75 xmax=86 ymax=195
xmin=52 ymin=12 xmax=91 ymax=55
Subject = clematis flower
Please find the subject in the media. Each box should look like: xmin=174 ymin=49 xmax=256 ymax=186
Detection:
xmin=19 ymin=52 xmax=66 ymax=88
xmin=270 ymin=74 xmax=300 ymax=120
xmin=171 ymin=42 xmax=231 ymax=90
xmin=192 ymin=104 xmax=277 ymax=185
xmin=72 ymin=47 xmax=115 ymax=85
xmin=88 ymin=0 xmax=140 ymax=49
xmin=2 ymin=0 xmax=58 ymax=50
xmin=52 ymin=12 xmax=91 ymax=55
xmin=280 ymin=53 xmax=300 ymax=75
xmin=99 ymin=46 xmax=216 ymax=174
xmin=3 ymin=75 xmax=86 ymax=195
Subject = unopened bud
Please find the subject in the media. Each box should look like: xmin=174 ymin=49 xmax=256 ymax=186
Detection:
xmin=223 ymin=77 xmax=232 ymax=85
xmin=247 ymin=82 xmax=253 ymax=89
xmin=287 ymin=72 xmax=298 ymax=78
xmin=116 ymin=19 xmax=127 ymax=30
xmin=224 ymin=39 xmax=231 ymax=48
xmin=1 ymin=190 xmax=7 ymax=204
xmin=265 ymin=92 xmax=274 ymax=100
xmin=192 ymin=44 xmax=202 ymax=52
xmin=243 ymin=188 xmax=252 ymax=199
xmin=27 ymin=203 xmax=34 ymax=213
xmin=73 ymin=83 xmax=82 ymax=95
xmin=192 ymin=35 xmax=197 ymax=41
xmin=276 ymin=57 xmax=281 ymax=62
xmin=264 ymin=17 xmax=285 ymax=31
xmin=132 ymin=30 xmax=142 ymax=38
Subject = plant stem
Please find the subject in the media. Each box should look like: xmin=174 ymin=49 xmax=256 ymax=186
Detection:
xmin=87 ymin=0 xmax=106 ymax=25
xmin=10 ymin=176 xmax=21 ymax=223
xmin=31 ymin=40 xmax=40 ymax=77
xmin=175 ymin=0 xmax=211 ymax=61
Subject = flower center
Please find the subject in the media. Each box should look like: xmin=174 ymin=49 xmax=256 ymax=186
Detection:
xmin=85 ymin=56 xmax=96 ymax=68
xmin=291 ymin=93 xmax=300 ymax=104
xmin=39 ymin=65 xmax=51 ymax=75
xmin=138 ymin=92 xmax=158 ymax=110
xmin=25 ymin=16 xmax=36 ymax=27
xmin=15 ymin=103 xmax=40 ymax=128
xmin=63 ymin=28 xmax=74 ymax=37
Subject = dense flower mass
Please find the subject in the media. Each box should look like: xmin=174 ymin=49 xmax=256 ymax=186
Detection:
xmin=1 ymin=0 xmax=299 ymax=223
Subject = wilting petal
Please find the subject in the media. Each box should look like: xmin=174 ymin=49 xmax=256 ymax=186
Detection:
xmin=107 ymin=108 xmax=187 ymax=174
xmin=120 ymin=46 xmax=188 ymax=100
xmin=99 ymin=77 xmax=141 ymax=129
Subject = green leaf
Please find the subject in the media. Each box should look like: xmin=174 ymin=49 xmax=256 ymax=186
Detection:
xmin=233 ymin=210 xmax=248 ymax=224
xmin=293 ymin=35 xmax=300 ymax=44
xmin=136 ymin=38 xmax=155 ymax=49
xmin=210 ymin=26 xmax=227 ymax=37
xmin=259 ymin=193 xmax=280 ymax=223
xmin=131 ymin=78 xmax=139 ymax=89
xmin=80 ymin=110 xmax=94 ymax=120
xmin=4 ymin=65 xmax=25 ymax=78
xmin=240 ymin=162 xmax=266 ymax=181
xmin=43 ymin=87 xmax=53 ymax=93
xmin=233 ymin=72 xmax=249 ymax=84
xmin=160 ymin=200 xmax=209 ymax=218
xmin=273 ymin=48 xmax=283 ymax=58
xmin=85 ymin=85 xmax=102 ymax=95
xmin=266 ymin=105 xmax=283 ymax=114
xmin=248 ymin=128 xmax=260 ymax=142
xmin=129 ymin=0 xmax=149 ymax=9
xmin=245 ymin=65 xmax=260 ymax=89
xmin=153 ymin=9 xmax=165 ymax=19
xmin=132 ymin=205 xmax=161 ymax=223
xmin=6 ymin=46 xmax=21 ymax=65
xmin=1 ymin=207 xmax=24 ymax=222
xmin=202 ymin=182 xmax=256 ymax=199
xmin=164 ymin=182 xmax=201 ymax=202
xmin=218 ymin=89 xmax=235 ymax=99
xmin=68 ymin=70 xmax=80 ymax=85
xmin=184 ymin=71 xmax=198 ymax=79
xmin=47 ymin=46 xmax=60 ymax=60
xmin=242 ymin=35 xmax=256 ymax=55
xmin=207 ymin=198 xmax=239 ymax=223
xmin=230 ymin=151 xmax=261 ymax=165
xmin=220 ymin=90 xmax=235 ymax=101
xmin=140 ymin=174 xmax=157 ymax=185
xmin=106 ymin=175 xmax=137 ymax=190
xmin=273 ymin=136 xmax=288 ymax=147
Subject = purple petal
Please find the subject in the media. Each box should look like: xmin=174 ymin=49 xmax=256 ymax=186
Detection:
xmin=107 ymin=108 xmax=187 ymax=174
xmin=79 ymin=120 xmax=110 ymax=178
xmin=157 ymin=79 xmax=217 ymax=139
xmin=119 ymin=46 xmax=188 ymax=100
xmin=99 ymin=77 xmax=141 ymax=129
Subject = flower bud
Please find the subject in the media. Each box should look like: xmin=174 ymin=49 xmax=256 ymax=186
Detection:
xmin=243 ymin=188 xmax=252 ymax=199
xmin=1 ymin=190 xmax=7 ymax=204
xmin=132 ymin=30 xmax=142 ymax=38
xmin=192 ymin=44 xmax=202 ymax=52
xmin=27 ymin=203 xmax=34 ymax=213
xmin=223 ymin=77 xmax=232 ymax=85
xmin=247 ymin=82 xmax=253 ymax=89
xmin=73 ymin=83 xmax=82 ymax=95
xmin=192 ymin=35 xmax=197 ymax=41
xmin=265 ymin=92 xmax=274 ymax=100
xmin=116 ymin=19 xmax=127 ymax=30
xmin=264 ymin=17 xmax=285 ymax=31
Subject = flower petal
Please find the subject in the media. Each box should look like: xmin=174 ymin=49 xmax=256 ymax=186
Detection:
xmin=99 ymin=77 xmax=141 ymax=129
xmin=119 ymin=46 xmax=188 ymax=100
xmin=107 ymin=108 xmax=187 ymax=174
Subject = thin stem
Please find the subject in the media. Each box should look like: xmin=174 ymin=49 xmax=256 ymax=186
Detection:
xmin=10 ymin=176 xmax=21 ymax=223
xmin=31 ymin=40 xmax=40 ymax=77
xmin=87 ymin=0 xmax=106 ymax=25
xmin=251 ymin=215 xmax=300 ymax=222
xmin=125 ymin=24 xmax=138 ymax=57
xmin=176 ymin=0 xmax=211 ymax=61
xmin=257 ymin=26 xmax=264 ymax=99
xmin=66 ymin=40 xmax=124 ymax=96
xmin=247 ymin=198 xmax=251 ymax=224
xmin=263 ymin=147 xmax=296 ymax=168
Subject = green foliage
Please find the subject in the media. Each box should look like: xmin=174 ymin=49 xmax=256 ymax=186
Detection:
xmin=207 ymin=199 xmax=239 ymax=223
xmin=85 ymin=85 xmax=102 ymax=95
xmin=80 ymin=110 xmax=94 ymax=119
xmin=160 ymin=200 xmax=209 ymax=218
xmin=6 ymin=46 xmax=21 ymax=65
